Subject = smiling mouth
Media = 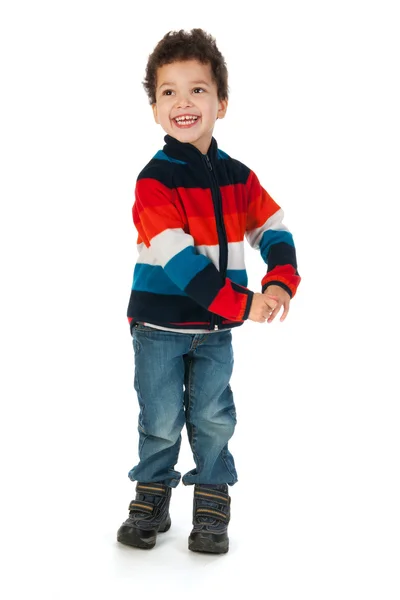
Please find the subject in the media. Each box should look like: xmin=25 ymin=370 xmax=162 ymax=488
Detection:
xmin=173 ymin=116 xmax=199 ymax=128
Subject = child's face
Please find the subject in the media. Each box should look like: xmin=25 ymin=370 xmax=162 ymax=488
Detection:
xmin=152 ymin=60 xmax=228 ymax=154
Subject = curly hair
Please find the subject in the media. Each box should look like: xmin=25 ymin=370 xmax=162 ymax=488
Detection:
xmin=143 ymin=29 xmax=229 ymax=104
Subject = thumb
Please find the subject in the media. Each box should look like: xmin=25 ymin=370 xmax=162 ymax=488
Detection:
xmin=264 ymin=295 xmax=278 ymax=309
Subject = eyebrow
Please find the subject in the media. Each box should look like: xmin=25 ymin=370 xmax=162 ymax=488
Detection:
xmin=158 ymin=80 xmax=211 ymax=90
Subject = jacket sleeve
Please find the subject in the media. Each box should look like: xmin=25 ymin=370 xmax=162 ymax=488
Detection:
xmin=134 ymin=177 xmax=254 ymax=321
xmin=245 ymin=170 xmax=301 ymax=297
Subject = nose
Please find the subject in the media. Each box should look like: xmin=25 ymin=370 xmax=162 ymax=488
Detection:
xmin=175 ymin=91 xmax=193 ymax=108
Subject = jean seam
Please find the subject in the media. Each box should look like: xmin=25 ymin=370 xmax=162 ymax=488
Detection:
xmin=138 ymin=433 xmax=147 ymax=456
xmin=221 ymin=444 xmax=237 ymax=481
xmin=187 ymin=357 xmax=201 ymax=471
xmin=133 ymin=336 xmax=147 ymax=441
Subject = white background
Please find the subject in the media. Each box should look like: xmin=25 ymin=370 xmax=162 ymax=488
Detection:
xmin=1 ymin=0 xmax=399 ymax=598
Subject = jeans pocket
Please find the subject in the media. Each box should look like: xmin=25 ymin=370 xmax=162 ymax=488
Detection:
xmin=133 ymin=323 xmax=160 ymax=332
xmin=132 ymin=331 xmax=141 ymax=355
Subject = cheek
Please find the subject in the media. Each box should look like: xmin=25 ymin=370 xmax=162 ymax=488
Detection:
xmin=157 ymin=109 xmax=170 ymax=122
xmin=159 ymin=103 xmax=174 ymax=119
xmin=203 ymin=99 xmax=219 ymax=115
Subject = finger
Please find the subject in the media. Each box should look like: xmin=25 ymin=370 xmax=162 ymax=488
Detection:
xmin=267 ymin=303 xmax=282 ymax=323
xmin=280 ymin=301 xmax=290 ymax=322
xmin=264 ymin=296 xmax=278 ymax=311
xmin=264 ymin=294 xmax=279 ymax=307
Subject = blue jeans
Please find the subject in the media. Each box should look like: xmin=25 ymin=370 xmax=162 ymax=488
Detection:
xmin=128 ymin=324 xmax=238 ymax=487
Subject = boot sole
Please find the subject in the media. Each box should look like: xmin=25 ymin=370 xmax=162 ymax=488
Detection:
xmin=117 ymin=517 xmax=171 ymax=550
xmin=188 ymin=532 xmax=229 ymax=554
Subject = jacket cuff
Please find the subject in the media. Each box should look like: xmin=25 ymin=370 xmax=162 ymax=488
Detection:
xmin=262 ymin=280 xmax=293 ymax=298
xmin=242 ymin=290 xmax=254 ymax=320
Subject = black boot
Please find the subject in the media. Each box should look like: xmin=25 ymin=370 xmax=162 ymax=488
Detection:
xmin=188 ymin=484 xmax=230 ymax=554
xmin=117 ymin=482 xmax=171 ymax=549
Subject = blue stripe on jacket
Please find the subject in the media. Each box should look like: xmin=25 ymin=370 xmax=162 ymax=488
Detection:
xmin=164 ymin=246 xmax=210 ymax=291
xmin=260 ymin=230 xmax=294 ymax=263
xmin=133 ymin=263 xmax=248 ymax=295
xmin=153 ymin=150 xmax=186 ymax=165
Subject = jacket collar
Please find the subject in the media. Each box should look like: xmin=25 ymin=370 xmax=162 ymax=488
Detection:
xmin=163 ymin=135 xmax=219 ymax=165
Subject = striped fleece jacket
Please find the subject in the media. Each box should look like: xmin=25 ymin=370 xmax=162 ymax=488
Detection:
xmin=127 ymin=134 xmax=300 ymax=332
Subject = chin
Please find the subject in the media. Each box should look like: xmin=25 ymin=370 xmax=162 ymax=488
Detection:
xmin=176 ymin=134 xmax=199 ymax=144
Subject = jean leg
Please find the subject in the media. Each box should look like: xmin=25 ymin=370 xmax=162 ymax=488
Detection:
xmin=128 ymin=327 xmax=191 ymax=487
xmin=183 ymin=330 xmax=238 ymax=485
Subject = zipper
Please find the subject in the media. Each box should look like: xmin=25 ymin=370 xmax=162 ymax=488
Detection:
xmin=204 ymin=155 xmax=228 ymax=276
xmin=204 ymin=154 xmax=228 ymax=331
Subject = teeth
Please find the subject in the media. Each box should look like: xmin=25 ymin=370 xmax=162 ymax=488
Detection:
xmin=175 ymin=116 xmax=198 ymax=123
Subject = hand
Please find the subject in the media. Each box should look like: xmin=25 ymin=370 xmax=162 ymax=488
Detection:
xmin=248 ymin=292 xmax=278 ymax=323
xmin=263 ymin=285 xmax=291 ymax=323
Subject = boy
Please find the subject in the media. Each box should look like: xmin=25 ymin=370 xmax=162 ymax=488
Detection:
xmin=117 ymin=29 xmax=300 ymax=554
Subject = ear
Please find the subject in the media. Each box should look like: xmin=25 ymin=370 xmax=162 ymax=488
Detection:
xmin=152 ymin=103 xmax=159 ymax=124
xmin=217 ymin=99 xmax=228 ymax=120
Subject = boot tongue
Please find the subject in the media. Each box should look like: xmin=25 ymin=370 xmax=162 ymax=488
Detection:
xmin=136 ymin=483 xmax=167 ymax=507
xmin=137 ymin=492 xmax=163 ymax=506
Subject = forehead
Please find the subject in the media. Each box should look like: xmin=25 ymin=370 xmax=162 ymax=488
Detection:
xmin=156 ymin=60 xmax=214 ymax=87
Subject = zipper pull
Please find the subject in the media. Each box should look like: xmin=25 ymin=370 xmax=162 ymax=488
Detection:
xmin=205 ymin=155 xmax=212 ymax=170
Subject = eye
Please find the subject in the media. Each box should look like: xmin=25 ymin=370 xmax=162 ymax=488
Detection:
xmin=193 ymin=87 xmax=205 ymax=94
xmin=162 ymin=89 xmax=174 ymax=96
